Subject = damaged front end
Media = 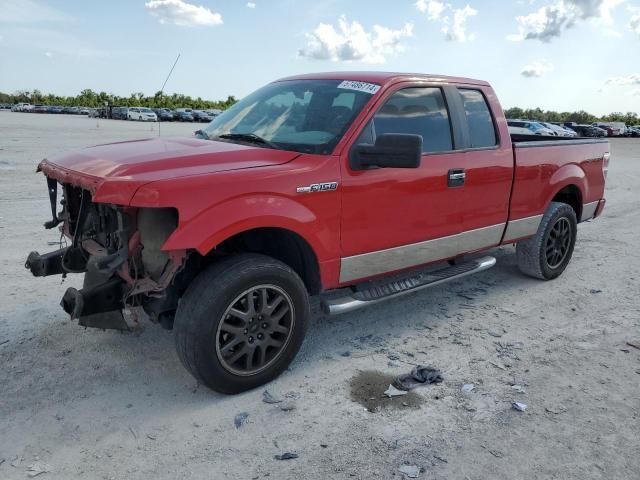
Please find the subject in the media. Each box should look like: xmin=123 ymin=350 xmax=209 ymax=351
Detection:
xmin=26 ymin=175 xmax=186 ymax=331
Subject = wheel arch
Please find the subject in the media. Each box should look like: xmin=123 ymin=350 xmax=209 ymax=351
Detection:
xmin=546 ymin=164 xmax=588 ymax=220
xmin=213 ymin=227 xmax=322 ymax=295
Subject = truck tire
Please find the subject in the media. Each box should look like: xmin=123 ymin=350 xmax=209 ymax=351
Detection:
xmin=173 ymin=254 xmax=310 ymax=394
xmin=516 ymin=202 xmax=577 ymax=280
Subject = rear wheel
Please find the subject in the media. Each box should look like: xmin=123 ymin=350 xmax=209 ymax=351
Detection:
xmin=173 ymin=254 xmax=310 ymax=394
xmin=516 ymin=202 xmax=577 ymax=280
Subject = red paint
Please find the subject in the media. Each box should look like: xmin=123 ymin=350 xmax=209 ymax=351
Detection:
xmin=38 ymin=72 xmax=609 ymax=291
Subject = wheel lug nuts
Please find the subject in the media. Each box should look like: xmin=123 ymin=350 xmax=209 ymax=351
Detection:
xmin=262 ymin=323 xmax=268 ymax=329
xmin=258 ymin=333 xmax=263 ymax=340
xmin=248 ymin=336 xmax=254 ymax=343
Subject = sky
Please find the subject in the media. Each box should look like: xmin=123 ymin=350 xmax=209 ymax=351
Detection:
xmin=0 ymin=0 xmax=639 ymax=115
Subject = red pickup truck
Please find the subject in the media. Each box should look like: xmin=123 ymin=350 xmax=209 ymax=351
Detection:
xmin=26 ymin=72 xmax=609 ymax=393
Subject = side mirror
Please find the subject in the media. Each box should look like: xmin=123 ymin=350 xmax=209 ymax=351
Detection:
xmin=350 ymin=134 xmax=422 ymax=171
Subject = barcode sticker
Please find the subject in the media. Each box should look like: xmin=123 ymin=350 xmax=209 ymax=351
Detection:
xmin=337 ymin=80 xmax=381 ymax=94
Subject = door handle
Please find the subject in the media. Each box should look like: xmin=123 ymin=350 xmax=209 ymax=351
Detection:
xmin=448 ymin=169 xmax=466 ymax=187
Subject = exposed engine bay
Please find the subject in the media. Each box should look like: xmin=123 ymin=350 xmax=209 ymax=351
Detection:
xmin=25 ymin=177 xmax=187 ymax=330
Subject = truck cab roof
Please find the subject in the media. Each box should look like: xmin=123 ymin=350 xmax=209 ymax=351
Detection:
xmin=277 ymin=71 xmax=490 ymax=87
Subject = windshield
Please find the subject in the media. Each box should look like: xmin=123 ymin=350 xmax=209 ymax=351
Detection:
xmin=201 ymin=79 xmax=376 ymax=154
xmin=140 ymin=108 xmax=153 ymax=113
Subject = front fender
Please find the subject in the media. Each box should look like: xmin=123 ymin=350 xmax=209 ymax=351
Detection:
xmin=160 ymin=194 xmax=338 ymax=261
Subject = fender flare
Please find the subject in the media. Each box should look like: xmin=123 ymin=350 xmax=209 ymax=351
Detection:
xmin=161 ymin=194 xmax=335 ymax=261
xmin=544 ymin=163 xmax=588 ymax=214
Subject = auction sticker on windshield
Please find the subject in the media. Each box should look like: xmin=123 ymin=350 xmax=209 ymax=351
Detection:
xmin=337 ymin=81 xmax=381 ymax=95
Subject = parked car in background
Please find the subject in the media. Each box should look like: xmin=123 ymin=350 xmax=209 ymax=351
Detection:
xmin=79 ymin=107 xmax=90 ymax=115
xmin=206 ymin=109 xmax=222 ymax=117
xmin=12 ymin=103 xmax=32 ymax=112
xmin=128 ymin=107 xmax=158 ymax=122
xmin=152 ymin=108 xmax=174 ymax=121
xmin=540 ymin=122 xmax=577 ymax=137
xmin=507 ymin=120 xmax=555 ymax=136
xmin=109 ymin=106 xmax=128 ymax=120
xmin=63 ymin=106 xmax=80 ymax=114
xmin=626 ymin=126 xmax=640 ymax=137
xmin=173 ymin=109 xmax=194 ymax=122
xmin=88 ymin=108 xmax=102 ymax=118
xmin=50 ymin=106 xmax=65 ymax=114
xmin=32 ymin=105 xmax=48 ymax=113
xmin=571 ymin=124 xmax=607 ymax=137
xmin=192 ymin=110 xmax=215 ymax=122
xmin=0 ymin=103 xmax=14 ymax=110
xmin=592 ymin=122 xmax=626 ymax=136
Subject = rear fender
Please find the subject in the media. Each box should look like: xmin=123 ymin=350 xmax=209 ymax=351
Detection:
xmin=545 ymin=164 xmax=587 ymax=212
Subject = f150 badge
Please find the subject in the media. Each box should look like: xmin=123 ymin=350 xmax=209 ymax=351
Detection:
xmin=296 ymin=182 xmax=338 ymax=194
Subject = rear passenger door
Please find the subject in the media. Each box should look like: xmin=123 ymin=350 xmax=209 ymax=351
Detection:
xmin=451 ymin=87 xmax=513 ymax=235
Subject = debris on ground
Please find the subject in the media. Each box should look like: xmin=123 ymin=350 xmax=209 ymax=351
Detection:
xmin=384 ymin=384 xmax=409 ymax=398
xmin=461 ymin=384 xmax=475 ymax=393
xmin=512 ymin=402 xmax=528 ymax=412
xmin=26 ymin=463 xmax=51 ymax=477
xmin=274 ymin=452 xmax=298 ymax=460
xmin=511 ymin=385 xmax=526 ymax=394
xmin=393 ymin=365 xmax=444 ymax=391
xmin=10 ymin=455 xmax=22 ymax=467
xmin=590 ymin=289 xmax=603 ymax=294
xmin=279 ymin=401 xmax=296 ymax=412
xmin=262 ymin=390 xmax=282 ymax=404
xmin=387 ymin=352 xmax=401 ymax=361
xmin=399 ymin=464 xmax=420 ymax=478
xmin=487 ymin=330 xmax=503 ymax=338
xmin=488 ymin=449 xmax=504 ymax=458
xmin=626 ymin=340 xmax=640 ymax=351
xmin=234 ymin=412 xmax=249 ymax=429
xmin=545 ymin=405 xmax=567 ymax=414
xmin=490 ymin=361 xmax=507 ymax=370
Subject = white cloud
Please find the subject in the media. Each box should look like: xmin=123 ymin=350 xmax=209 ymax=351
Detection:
xmin=605 ymin=74 xmax=640 ymax=86
xmin=415 ymin=1 xmax=478 ymax=42
xmin=415 ymin=0 xmax=446 ymax=20
xmin=443 ymin=5 xmax=478 ymax=42
xmin=508 ymin=0 xmax=626 ymax=42
xmin=521 ymin=60 xmax=554 ymax=77
xmin=298 ymin=16 xmax=413 ymax=64
xmin=630 ymin=6 xmax=640 ymax=37
xmin=44 ymin=51 xmax=52 ymax=57
xmin=144 ymin=0 xmax=222 ymax=27
xmin=246 ymin=2 xmax=256 ymax=8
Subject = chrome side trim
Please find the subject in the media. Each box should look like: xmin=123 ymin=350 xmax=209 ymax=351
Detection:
xmin=502 ymin=214 xmax=543 ymax=243
xmin=339 ymin=224 xmax=504 ymax=283
xmin=581 ymin=201 xmax=599 ymax=222
xmin=325 ymin=256 xmax=497 ymax=315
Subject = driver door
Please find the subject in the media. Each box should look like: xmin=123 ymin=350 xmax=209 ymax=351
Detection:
xmin=338 ymin=85 xmax=466 ymax=284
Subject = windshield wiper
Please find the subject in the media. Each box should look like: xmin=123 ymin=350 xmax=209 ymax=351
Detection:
xmin=216 ymin=132 xmax=280 ymax=149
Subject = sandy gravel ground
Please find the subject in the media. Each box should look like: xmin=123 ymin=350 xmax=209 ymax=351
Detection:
xmin=1 ymin=112 xmax=639 ymax=480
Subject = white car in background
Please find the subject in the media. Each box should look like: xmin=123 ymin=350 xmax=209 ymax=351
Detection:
xmin=127 ymin=107 xmax=157 ymax=122
xmin=12 ymin=102 xmax=32 ymax=112
xmin=507 ymin=120 xmax=556 ymax=136
xmin=540 ymin=122 xmax=577 ymax=137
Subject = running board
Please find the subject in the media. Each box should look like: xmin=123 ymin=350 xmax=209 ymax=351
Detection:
xmin=321 ymin=256 xmax=496 ymax=316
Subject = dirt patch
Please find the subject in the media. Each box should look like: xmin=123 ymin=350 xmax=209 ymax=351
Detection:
xmin=349 ymin=370 xmax=426 ymax=412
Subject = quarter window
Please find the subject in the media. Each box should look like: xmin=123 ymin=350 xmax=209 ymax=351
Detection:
xmin=369 ymin=87 xmax=453 ymax=153
xmin=458 ymin=89 xmax=497 ymax=148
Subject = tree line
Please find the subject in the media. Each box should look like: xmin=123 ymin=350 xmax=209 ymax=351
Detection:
xmin=504 ymin=107 xmax=639 ymax=125
xmin=0 ymin=89 xmax=238 ymax=110
xmin=1 ymin=89 xmax=638 ymax=125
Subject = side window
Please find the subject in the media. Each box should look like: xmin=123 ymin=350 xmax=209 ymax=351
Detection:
xmin=458 ymin=89 xmax=497 ymax=148
xmin=369 ymin=87 xmax=453 ymax=153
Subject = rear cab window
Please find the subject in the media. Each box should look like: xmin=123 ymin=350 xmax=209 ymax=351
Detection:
xmin=458 ymin=88 xmax=498 ymax=148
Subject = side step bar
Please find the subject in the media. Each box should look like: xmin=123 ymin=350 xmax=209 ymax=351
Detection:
xmin=321 ymin=256 xmax=496 ymax=316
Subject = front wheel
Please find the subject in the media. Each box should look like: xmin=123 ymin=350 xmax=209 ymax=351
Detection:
xmin=516 ymin=202 xmax=578 ymax=280
xmin=173 ymin=254 xmax=310 ymax=394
